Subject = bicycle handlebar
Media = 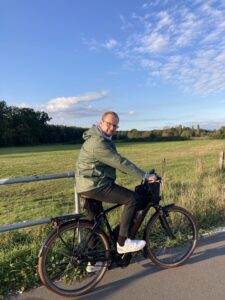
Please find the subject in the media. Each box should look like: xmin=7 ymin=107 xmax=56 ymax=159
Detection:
xmin=147 ymin=169 xmax=162 ymax=182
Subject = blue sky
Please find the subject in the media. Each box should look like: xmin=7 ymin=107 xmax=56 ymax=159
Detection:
xmin=1 ymin=0 xmax=225 ymax=130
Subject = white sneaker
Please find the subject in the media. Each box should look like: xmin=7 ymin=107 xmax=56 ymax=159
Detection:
xmin=117 ymin=238 xmax=146 ymax=254
xmin=86 ymin=261 xmax=103 ymax=273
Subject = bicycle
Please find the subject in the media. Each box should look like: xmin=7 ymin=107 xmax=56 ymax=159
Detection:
xmin=38 ymin=170 xmax=198 ymax=297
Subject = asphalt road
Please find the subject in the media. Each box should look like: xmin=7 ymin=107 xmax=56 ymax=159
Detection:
xmin=7 ymin=231 xmax=225 ymax=300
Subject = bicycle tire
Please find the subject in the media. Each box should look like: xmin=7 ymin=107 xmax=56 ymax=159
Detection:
xmin=144 ymin=205 xmax=198 ymax=269
xmin=38 ymin=220 xmax=110 ymax=297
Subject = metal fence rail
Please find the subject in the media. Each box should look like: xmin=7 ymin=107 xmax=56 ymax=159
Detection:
xmin=0 ymin=172 xmax=75 ymax=185
xmin=0 ymin=172 xmax=80 ymax=233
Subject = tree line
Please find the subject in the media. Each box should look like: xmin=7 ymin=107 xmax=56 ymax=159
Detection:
xmin=0 ymin=100 xmax=224 ymax=147
xmin=0 ymin=101 xmax=85 ymax=146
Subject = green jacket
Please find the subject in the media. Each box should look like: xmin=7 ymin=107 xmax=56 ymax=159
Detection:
xmin=75 ymin=125 xmax=145 ymax=193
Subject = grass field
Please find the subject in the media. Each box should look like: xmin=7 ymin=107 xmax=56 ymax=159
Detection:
xmin=0 ymin=139 xmax=225 ymax=295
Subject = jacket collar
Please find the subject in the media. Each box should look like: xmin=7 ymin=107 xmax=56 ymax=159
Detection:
xmin=97 ymin=124 xmax=112 ymax=140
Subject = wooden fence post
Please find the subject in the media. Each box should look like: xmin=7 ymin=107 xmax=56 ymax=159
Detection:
xmin=74 ymin=185 xmax=80 ymax=214
xmin=196 ymin=157 xmax=203 ymax=175
xmin=219 ymin=151 xmax=224 ymax=170
xmin=161 ymin=158 xmax=166 ymax=188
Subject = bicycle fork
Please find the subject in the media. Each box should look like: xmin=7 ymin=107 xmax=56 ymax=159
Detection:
xmin=159 ymin=207 xmax=176 ymax=239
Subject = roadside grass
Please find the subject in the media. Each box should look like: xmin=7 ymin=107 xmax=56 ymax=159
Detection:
xmin=0 ymin=139 xmax=225 ymax=295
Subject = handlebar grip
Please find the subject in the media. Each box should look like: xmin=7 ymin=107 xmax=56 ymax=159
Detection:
xmin=148 ymin=169 xmax=162 ymax=181
xmin=156 ymin=174 xmax=162 ymax=181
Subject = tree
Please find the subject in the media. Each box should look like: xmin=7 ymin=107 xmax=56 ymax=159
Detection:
xmin=0 ymin=101 xmax=9 ymax=145
xmin=0 ymin=102 xmax=52 ymax=146
xmin=127 ymin=129 xmax=142 ymax=139
xmin=177 ymin=125 xmax=183 ymax=136
xmin=215 ymin=127 xmax=225 ymax=138
xmin=196 ymin=124 xmax=201 ymax=137
xmin=181 ymin=129 xmax=192 ymax=138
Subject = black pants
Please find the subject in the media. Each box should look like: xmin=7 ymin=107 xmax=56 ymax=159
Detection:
xmin=81 ymin=182 xmax=144 ymax=238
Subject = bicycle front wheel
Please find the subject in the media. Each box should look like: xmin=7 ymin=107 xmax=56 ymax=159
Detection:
xmin=38 ymin=220 xmax=110 ymax=297
xmin=144 ymin=205 xmax=198 ymax=269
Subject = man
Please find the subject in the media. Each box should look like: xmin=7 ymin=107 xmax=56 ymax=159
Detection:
xmin=75 ymin=111 xmax=156 ymax=254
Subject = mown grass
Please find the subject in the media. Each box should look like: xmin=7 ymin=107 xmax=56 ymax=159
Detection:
xmin=0 ymin=139 xmax=225 ymax=295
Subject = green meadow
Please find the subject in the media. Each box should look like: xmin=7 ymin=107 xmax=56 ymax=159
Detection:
xmin=0 ymin=139 xmax=225 ymax=295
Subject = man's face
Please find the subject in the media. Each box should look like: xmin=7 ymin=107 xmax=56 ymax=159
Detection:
xmin=99 ymin=114 xmax=119 ymax=136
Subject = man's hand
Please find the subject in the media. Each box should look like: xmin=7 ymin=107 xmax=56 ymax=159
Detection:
xmin=146 ymin=174 xmax=157 ymax=183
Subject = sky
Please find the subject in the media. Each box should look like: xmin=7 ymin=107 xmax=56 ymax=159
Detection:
xmin=1 ymin=0 xmax=225 ymax=130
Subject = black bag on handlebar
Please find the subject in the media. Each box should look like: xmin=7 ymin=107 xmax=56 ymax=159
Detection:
xmin=135 ymin=181 xmax=161 ymax=206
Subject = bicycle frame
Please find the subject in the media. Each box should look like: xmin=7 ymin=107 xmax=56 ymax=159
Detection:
xmin=74 ymin=200 xmax=177 ymax=269
xmin=40 ymin=186 xmax=176 ymax=266
xmin=88 ymin=203 xmax=122 ymax=246
xmin=82 ymin=200 xmax=175 ymax=249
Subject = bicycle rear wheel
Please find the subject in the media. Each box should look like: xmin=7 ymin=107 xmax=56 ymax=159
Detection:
xmin=38 ymin=220 xmax=110 ymax=297
xmin=144 ymin=205 xmax=197 ymax=268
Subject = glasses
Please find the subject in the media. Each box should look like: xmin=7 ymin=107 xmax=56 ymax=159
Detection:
xmin=103 ymin=119 xmax=119 ymax=129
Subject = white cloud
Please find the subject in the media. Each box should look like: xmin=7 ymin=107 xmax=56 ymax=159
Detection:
xmin=46 ymin=91 xmax=109 ymax=112
xmin=83 ymin=37 xmax=119 ymax=51
xmin=103 ymin=39 xmax=118 ymax=49
xmin=82 ymin=37 xmax=100 ymax=51
xmin=156 ymin=11 xmax=172 ymax=29
xmin=120 ymin=14 xmax=133 ymax=31
xmin=137 ymin=32 xmax=169 ymax=54
xmin=142 ymin=0 xmax=169 ymax=10
xmin=215 ymin=51 xmax=225 ymax=62
xmin=15 ymin=92 xmax=110 ymax=126
xmin=88 ymin=0 xmax=225 ymax=95
xmin=31 ymin=91 xmax=111 ymax=126
xmin=17 ymin=103 xmax=31 ymax=108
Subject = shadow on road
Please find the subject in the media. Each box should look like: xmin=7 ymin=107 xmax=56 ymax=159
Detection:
xmin=78 ymin=260 xmax=162 ymax=300
xmin=187 ymin=231 xmax=225 ymax=265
